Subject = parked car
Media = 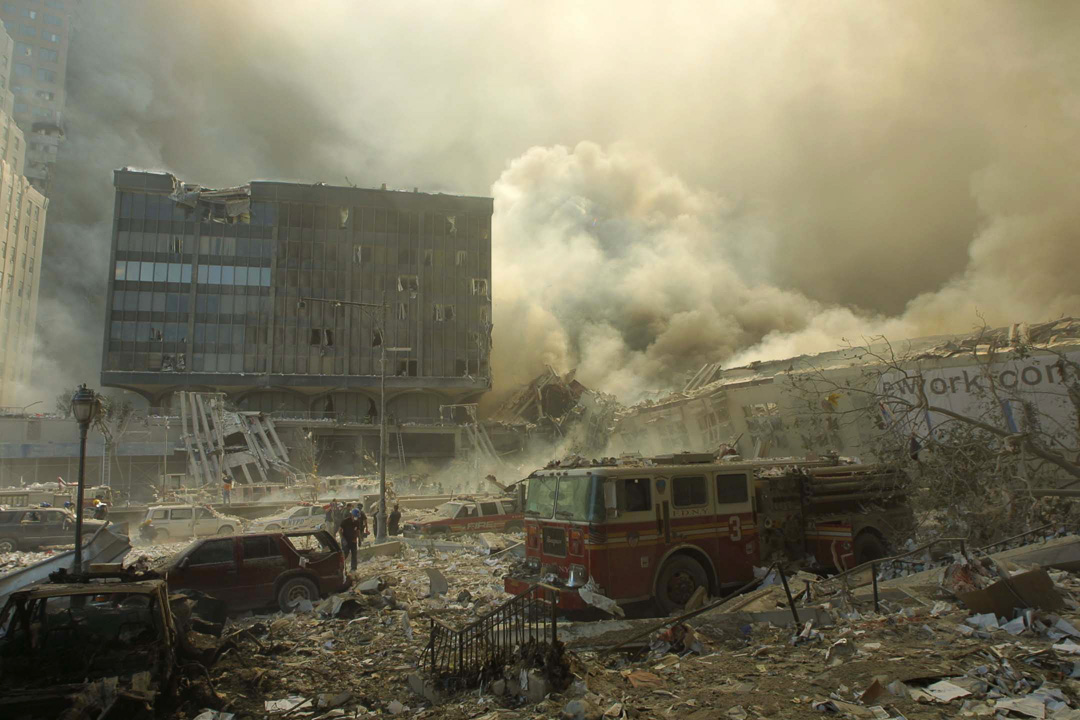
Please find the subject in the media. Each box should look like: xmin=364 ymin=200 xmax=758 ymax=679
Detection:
xmin=0 ymin=577 xmax=177 ymax=720
xmin=0 ymin=508 xmax=107 ymax=552
xmin=402 ymin=498 xmax=523 ymax=537
xmin=246 ymin=504 xmax=326 ymax=533
xmin=158 ymin=530 xmax=347 ymax=613
xmin=139 ymin=504 xmax=243 ymax=542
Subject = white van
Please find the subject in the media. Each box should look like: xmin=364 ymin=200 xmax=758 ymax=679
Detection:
xmin=140 ymin=504 xmax=243 ymax=542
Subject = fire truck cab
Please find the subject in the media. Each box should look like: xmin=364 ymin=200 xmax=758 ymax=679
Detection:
xmin=504 ymin=453 xmax=911 ymax=615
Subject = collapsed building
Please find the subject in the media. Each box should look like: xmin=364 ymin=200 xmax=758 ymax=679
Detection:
xmin=613 ymin=318 xmax=1080 ymax=461
xmin=485 ymin=366 xmax=620 ymax=458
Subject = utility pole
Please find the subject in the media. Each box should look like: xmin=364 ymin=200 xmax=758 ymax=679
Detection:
xmin=378 ymin=291 xmax=388 ymax=542
xmin=297 ymin=293 xmax=405 ymax=545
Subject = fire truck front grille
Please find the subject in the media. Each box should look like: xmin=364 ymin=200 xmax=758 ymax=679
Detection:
xmin=542 ymin=527 xmax=567 ymax=557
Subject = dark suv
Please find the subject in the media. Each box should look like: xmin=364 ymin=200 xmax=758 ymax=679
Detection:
xmin=0 ymin=508 xmax=107 ymax=552
xmin=158 ymin=530 xmax=347 ymax=613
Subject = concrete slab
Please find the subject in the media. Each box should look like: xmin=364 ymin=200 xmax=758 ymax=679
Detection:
xmin=357 ymin=540 xmax=402 ymax=562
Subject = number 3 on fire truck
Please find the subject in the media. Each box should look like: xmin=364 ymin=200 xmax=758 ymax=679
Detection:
xmin=729 ymin=515 xmax=741 ymax=542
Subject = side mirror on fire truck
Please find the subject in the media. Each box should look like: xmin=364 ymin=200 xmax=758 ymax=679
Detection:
xmin=604 ymin=481 xmax=618 ymax=517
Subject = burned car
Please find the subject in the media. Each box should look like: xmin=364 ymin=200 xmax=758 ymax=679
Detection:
xmin=403 ymin=498 xmax=523 ymax=537
xmin=0 ymin=578 xmax=177 ymax=720
xmin=0 ymin=507 xmax=107 ymax=552
xmin=158 ymin=530 xmax=348 ymax=613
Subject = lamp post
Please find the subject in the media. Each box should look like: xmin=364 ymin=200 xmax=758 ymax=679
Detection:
xmin=297 ymin=293 xmax=408 ymax=543
xmin=70 ymin=384 xmax=100 ymax=574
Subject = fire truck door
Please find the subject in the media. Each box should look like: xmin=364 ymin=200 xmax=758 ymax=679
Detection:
xmin=714 ymin=473 xmax=755 ymax=583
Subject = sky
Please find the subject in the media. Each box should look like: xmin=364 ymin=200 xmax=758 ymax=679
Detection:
xmin=26 ymin=0 xmax=1080 ymax=406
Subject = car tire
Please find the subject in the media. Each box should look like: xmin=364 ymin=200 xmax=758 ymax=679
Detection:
xmin=278 ymin=576 xmax=319 ymax=612
xmin=0 ymin=537 xmax=18 ymax=553
xmin=655 ymin=555 xmax=709 ymax=615
xmin=217 ymin=525 xmax=235 ymax=535
xmin=154 ymin=529 xmax=170 ymax=543
xmin=505 ymin=521 xmax=523 ymax=533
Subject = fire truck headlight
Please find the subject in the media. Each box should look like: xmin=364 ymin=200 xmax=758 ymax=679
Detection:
xmin=567 ymin=564 xmax=588 ymax=588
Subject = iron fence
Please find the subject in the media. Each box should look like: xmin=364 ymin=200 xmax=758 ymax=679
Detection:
xmin=422 ymin=583 xmax=558 ymax=689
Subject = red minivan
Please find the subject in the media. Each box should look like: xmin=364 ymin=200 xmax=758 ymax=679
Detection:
xmin=160 ymin=530 xmax=348 ymax=613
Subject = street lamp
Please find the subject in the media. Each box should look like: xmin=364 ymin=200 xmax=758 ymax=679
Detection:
xmin=296 ymin=293 xmax=409 ymax=543
xmin=70 ymin=384 xmax=100 ymax=573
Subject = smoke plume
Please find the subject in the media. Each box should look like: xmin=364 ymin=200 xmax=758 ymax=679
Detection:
xmin=22 ymin=0 xmax=1080 ymax=407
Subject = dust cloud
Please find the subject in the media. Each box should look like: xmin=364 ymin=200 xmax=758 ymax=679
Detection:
xmin=23 ymin=0 xmax=1080 ymax=406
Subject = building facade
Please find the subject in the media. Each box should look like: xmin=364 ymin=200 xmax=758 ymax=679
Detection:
xmin=0 ymin=20 xmax=48 ymax=406
xmin=0 ymin=0 xmax=75 ymax=194
xmin=102 ymin=170 xmax=493 ymax=454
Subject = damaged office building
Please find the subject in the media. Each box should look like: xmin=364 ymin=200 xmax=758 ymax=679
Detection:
xmin=613 ymin=318 xmax=1080 ymax=461
xmin=101 ymin=170 xmax=494 ymax=473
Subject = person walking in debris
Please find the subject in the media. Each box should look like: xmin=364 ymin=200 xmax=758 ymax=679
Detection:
xmin=339 ymin=508 xmax=361 ymax=571
xmin=221 ymin=474 xmax=233 ymax=505
xmin=358 ymin=505 xmax=369 ymax=545
xmin=389 ymin=504 xmax=402 ymax=536
xmin=324 ymin=501 xmax=335 ymax=528
xmin=93 ymin=502 xmax=108 ymax=521
xmin=339 ymin=503 xmax=354 ymax=546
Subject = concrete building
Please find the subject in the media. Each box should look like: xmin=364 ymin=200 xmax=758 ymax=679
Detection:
xmin=0 ymin=19 xmax=48 ymax=406
xmin=101 ymin=169 xmax=493 ymax=463
xmin=613 ymin=318 xmax=1080 ymax=461
xmin=0 ymin=0 xmax=75 ymax=194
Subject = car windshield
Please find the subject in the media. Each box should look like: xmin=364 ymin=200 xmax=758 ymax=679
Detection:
xmin=437 ymin=503 xmax=463 ymax=519
xmin=554 ymin=475 xmax=604 ymax=522
xmin=524 ymin=475 xmax=557 ymax=518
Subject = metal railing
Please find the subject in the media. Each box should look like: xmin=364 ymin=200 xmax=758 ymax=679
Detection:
xmin=422 ymin=583 xmax=558 ymax=690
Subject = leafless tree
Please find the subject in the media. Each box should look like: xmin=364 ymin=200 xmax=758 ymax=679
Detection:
xmin=786 ymin=323 xmax=1080 ymax=543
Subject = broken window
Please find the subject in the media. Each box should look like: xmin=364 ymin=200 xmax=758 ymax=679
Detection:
xmin=309 ymin=329 xmax=334 ymax=347
xmin=397 ymin=303 xmax=408 ymax=320
xmin=471 ymin=278 xmax=489 ymax=297
xmin=456 ymin=250 xmax=466 ymax=266
xmin=447 ymin=215 xmax=457 ymax=235
xmin=397 ymin=275 xmax=419 ymax=293
xmin=188 ymin=539 xmax=234 ymax=566
xmin=396 ymin=359 xmax=418 ymax=377
xmin=423 ymin=249 xmax=433 ymax=267
xmin=480 ymin=307 xmax=489 ymax=323
xmin=372 ymin=328 xmax=383 ymax=347
xmin=456 ymin=359 xmax=468 ymax=376
xmin=433 ymin=304 xmax=456 ymax=322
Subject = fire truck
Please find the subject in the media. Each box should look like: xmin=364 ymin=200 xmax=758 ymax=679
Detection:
xmin=503 ymin=453 xmax=912 ymax=614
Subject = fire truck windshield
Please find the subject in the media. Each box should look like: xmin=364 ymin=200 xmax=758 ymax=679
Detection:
xmin=553 ymin=475 xmax=604 ymax=522
xmin=524 ymin=475 xmax=557 ymax=517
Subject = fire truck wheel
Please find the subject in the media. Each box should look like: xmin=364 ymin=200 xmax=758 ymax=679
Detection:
xmin=505 ymin=521 xmax=523 ymax=533
xmin=656 ymin=555 xmax=709 ymax=614
xmin=854 ymin=531 xmax=888 ymax=564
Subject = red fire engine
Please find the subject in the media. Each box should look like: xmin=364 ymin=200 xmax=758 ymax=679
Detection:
xmin=503 ymin=453 xmax=911 ymax=614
